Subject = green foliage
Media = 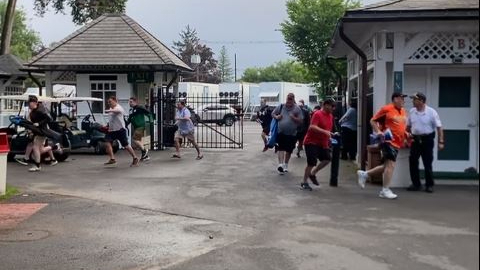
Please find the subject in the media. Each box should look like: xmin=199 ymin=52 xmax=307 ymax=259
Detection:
xmin=281 ymin=0 xmax=359 ymax=95
xmin=241 ymin=60 xmax=311 ymax=84
xmin=218 ymin=46 xmax=233 ymax=83
xmin=33 ymin=0 xmax=127 ymax=25
xmin=0 ymin=184 xmax=20 ymax=201
xmin=0 ymin=0 xmax=42 ymax=60
xmin=173 ymin=25 xmax=220 ymax=84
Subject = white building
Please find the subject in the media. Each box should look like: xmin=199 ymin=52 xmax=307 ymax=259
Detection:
xmin=258 ymin=82 xmax=318 ymax=107
xmin=178 ymin=82 xmax=220 ymax=97
xmin=219 ymin=82 xmax=260 ymax=110
xmin=328 ymin=0 xmax=479 ymax=182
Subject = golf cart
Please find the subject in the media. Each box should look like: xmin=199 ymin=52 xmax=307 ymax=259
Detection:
xmin=52 ymin=97 xmax=119 ymax=154
xmin=0 ymin=95 xmax=71 ymax=162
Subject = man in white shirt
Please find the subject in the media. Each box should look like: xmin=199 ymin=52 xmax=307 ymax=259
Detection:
xmin=406 ymin=92 xmax=444 ymax=193
xmin=104 ymin=96 xmax=139 ymax=167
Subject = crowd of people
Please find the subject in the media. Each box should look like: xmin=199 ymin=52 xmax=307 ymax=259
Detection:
xmin=16 ymin=90 xmax=444 ymax=200
xmin=258 ymin=91 xmax=444 ymax=199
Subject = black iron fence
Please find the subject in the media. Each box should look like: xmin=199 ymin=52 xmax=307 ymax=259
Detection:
xmin=151 ymin=89 xmax=244 ymax=150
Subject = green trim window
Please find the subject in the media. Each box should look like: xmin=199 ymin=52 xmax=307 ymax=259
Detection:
xmin=439 ymin=77 xmax=471 ymax=108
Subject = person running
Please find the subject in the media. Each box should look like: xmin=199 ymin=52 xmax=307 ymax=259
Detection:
xmin=104 ymin=96 xmax=139 ymax=167
xmin=127 ymin=97 xmax=151 ymax=161
xmin=295 ymin=99 xmax=311 ymax=158
xmin=339 ymin=101 xmax=357 ymax=160
xmin=271 ymin=93 xmax=303 ymax=174
xmin=27 ymin=96 xmax=61 ymax=172
xmin=173 ymin=100 xmax=203 ymax=160
xmin=15 ymin=138 xmax=58 ymax=167
xmin=257 ymin=99 xmax=273 ymax=151
xmin=406 ymin=92 xmax=444 ymax=193
xmin=356 ymin=92 xmax=408 ymax=199
xmin=300 ymin=98 xmax=335 ymax=190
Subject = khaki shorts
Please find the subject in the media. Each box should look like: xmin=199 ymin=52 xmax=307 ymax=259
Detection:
xmin=174 ymin=130 xmax=195 ymax=142
xmin=133 ymin=128 xmax=145 ymax=141
xmin=34 ymin=136 xmax=47 ymax=146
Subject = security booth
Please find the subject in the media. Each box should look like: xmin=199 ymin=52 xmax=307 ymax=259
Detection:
xmin=328 ymin=0 xmax=479 ymax=185
xmin=23 ymin=13 xmax=192 ymax=150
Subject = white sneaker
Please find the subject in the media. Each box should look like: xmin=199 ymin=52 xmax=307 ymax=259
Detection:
xmin=277 ymin=164 xmax=285 ymax=175
xmin=379 ymin=188 xmax=398 ymax=199
xmin=28 ymin=165 xmax=41 ymax=172
xmin=283 ymin=163 xmax=288 ymax=173
xmin=357 ymin=170 xmax=368 ymax=189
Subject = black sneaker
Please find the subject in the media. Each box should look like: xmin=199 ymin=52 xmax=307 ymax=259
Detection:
xmin=141 ymin=149 xmax=149 ymax=159
xmin=406 ymin=184 xmax=422 ymax=191
xmin=308 ymin=174 xmax=319 ymax=186
xmin=15 ymin=158 xmax=30 ymax=166
xmin=301 ymin=183 xmax=313 ymax=191
xmin=140 ymin=155 xmax=150 ymax=161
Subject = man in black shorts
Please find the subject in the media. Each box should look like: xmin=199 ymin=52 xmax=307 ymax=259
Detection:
xmin=257 ymin=99 xmax=273 ymax=151
xmin=295 ymin=99 xmax=311 ymax=158
xmin=271 ymin=93 xmax=303 ymax=174
xmin=104 ymin=96 xmax=139 ymax=167
xmin=301 ymin=99 xmax=335 ymax=190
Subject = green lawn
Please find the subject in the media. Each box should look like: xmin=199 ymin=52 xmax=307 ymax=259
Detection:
xmin=0 ymin=185 xmax=20 ymax=201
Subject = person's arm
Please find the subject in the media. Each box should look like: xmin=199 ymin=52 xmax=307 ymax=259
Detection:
xmin=370 ymin=106 xmax=387 ymax=137
xmin=433 ymin=110 xmax=445 ymax=150
xmin=272 ymin=104 xmax=283 ymax=120
xmin=106 ymin=106 xmax=123 ymax=114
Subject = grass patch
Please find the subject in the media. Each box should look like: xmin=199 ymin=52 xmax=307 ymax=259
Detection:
xmin=0 ymin=185 xmax=20 ymax=201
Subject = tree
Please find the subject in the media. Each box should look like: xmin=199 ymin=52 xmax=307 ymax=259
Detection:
xmin=218 ymin=46 xmax=233 ymax=83
xmin=173 ymin=25 xmax=220 ymax=84
xmin=241 ymin=60 xmax=311 ymax=83
xmin=0 ymin=0 xmax=42 ymax=59
xmin=281 ymin=0 xmax=359 ymax=95
xmin=0 ymin=0 xmax=16 ymax=55
xmin=33 ymin=0 xmax=127 ymax=25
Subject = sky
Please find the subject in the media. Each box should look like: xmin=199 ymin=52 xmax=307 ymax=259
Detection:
xmin=16 ymin=0 xmax=381 ymax=75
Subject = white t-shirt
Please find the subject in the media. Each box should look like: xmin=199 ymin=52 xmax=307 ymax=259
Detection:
xmin=407 ymin=105 xmax=442 ymax=135
xmin=108 ymin=104 xmax=126 ymax=131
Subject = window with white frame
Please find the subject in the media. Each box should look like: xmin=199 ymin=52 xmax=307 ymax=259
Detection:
xmin=90 ymin=75 xmax=117 ymax=113
xmin=2 ymin=85 xmax=25 ymax=112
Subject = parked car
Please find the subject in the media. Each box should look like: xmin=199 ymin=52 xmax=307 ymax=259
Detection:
xmin=195 ymin=104 xmax=237 ymax=126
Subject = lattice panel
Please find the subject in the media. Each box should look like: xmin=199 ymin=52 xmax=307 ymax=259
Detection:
xmin=53 ymin=71 xmax=76 ymax=82
xmin=410 ymin=33 xmax=479 ymax=61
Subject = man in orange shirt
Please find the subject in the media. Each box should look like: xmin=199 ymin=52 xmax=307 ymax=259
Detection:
xmin=357 ymin=92 xmax=408 ymax=199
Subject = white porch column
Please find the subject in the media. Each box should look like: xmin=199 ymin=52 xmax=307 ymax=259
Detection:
xmin=393 ymin=33 xmax=405 ymax=93
xmin=45 ymin=71 xmax=53 ymax=97
xmin=373 ymin=60 xmax=388 ymax=112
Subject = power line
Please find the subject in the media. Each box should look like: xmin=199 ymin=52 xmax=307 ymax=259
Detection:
xmin=200 ymin=40 xmax=284 ymax=45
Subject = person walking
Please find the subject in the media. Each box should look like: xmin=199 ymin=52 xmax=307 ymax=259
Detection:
xmin=356 ymin=93 xmax=408 ymax=199
xmin=406 ymin=92 xmax=444 ymax=193
xmin=173 ymin=100 xmax=203 ymax=160
xmin=339 ymin=101 xmax=357 ymax=160
xmin=127 ymin=97 xmax=151 ymax=161
xmin=271 ymin=93 xmax=303 ymax=174
xmin=257 ymin=99 xmax=273 ymax=151
xmin=300 ymin=98 xmax=335 ymax=191
xmin=104 ymin=96 xmax=139 ymax=167
xmin=295 ymin=99 xmax=311 ymax=158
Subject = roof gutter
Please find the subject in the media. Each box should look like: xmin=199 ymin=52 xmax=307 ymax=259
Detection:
xmin=338 ymin=21 xmax=369 ymax=170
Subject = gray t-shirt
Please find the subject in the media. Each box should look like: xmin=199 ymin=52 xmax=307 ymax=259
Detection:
xmin=340 ymin=107 xmax=357 ymax=130
xmin=272 ymin=103 xmax=303 ymax=136
xmin=108 ymin=104 xmax=126 ymax=132
xmin=176 ymin=107 xmax=194 ymax=134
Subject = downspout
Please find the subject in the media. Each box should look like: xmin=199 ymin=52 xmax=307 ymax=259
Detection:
xmin=339 ymin=21 xmax=369 ymax=170
xmin=326 ymin=56 xmax=346 ymax=110
xmin=28 ymin=71 xmax=42 ymax=96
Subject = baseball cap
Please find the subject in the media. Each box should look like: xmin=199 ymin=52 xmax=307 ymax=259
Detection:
xmin=391 ymin=92 xmax=408 ymax=100
xmin=410 ymin=92 xmax=426 ymax=102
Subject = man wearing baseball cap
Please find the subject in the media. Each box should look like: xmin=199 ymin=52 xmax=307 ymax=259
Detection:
xmin=406 ymin=92 xmax=444 ymax=193
xmin=357 ymin=92 xmax=408 ymax=199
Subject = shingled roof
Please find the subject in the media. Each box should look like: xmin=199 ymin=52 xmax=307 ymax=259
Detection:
xmin=0 ymin=54 xmax=27 ymax=77
xmin=27 ymin=14 xmax=192 ymax=71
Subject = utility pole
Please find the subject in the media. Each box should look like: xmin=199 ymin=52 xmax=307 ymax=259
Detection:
xmin=234 ymin=53 xmax=237 ymax=82
xmin=1 ymin=0 xmax=17 ymax=55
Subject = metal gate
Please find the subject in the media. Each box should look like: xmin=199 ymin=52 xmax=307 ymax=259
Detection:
xmin=150 ymin=87 xmax=244 ymax=150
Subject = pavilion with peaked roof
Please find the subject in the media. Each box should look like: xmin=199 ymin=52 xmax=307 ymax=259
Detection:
xmin=24 ymin=13 xmax=192 ymax=149
xmin=328 ymin=0 xmax=479 ymax=183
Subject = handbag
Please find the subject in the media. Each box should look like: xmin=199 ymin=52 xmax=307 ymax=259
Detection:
xmin=266 ymin=104 xmax=283 ymax=148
